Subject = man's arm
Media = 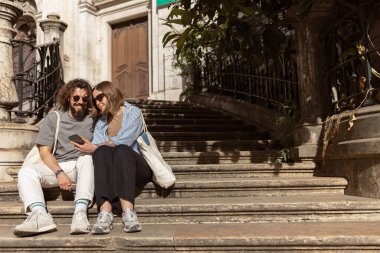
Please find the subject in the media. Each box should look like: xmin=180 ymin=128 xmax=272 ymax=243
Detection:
xmin=38 ymin=145 xmax=73 ymax=191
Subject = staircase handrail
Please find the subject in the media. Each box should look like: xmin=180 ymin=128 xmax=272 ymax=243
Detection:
xmin=9 ymin=39 xmax=64 ymax=122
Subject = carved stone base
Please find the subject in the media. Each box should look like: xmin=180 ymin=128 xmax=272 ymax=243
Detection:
xmin=0 ymin=123 xmax=38 ymax=182
xmin=291 ymin=123 xmax=324 ymax=160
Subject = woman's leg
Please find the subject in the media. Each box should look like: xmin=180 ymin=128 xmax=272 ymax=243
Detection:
xmin=92 ymin=145 xmax=117 ymax=212
xmin=114 ymin=145 xmax=152 ymax=233
xmin=114 ymin=145 xmax=152 ymax=207
xmin=91 ymin=146 xmax=115 ymax=234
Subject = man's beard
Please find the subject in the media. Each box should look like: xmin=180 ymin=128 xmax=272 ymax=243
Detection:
xmin=70 ymin=106 xmax=87 ymax=119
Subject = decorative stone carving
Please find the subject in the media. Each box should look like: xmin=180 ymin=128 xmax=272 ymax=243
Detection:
xmin=39 ymin=13 xmax=67 ymax=60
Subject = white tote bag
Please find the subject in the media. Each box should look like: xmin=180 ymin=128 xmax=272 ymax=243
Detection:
xmin=137 ymin=112 xmax=176 ymax=189
xmin=21 ymin=111 xmax=61 ymax=167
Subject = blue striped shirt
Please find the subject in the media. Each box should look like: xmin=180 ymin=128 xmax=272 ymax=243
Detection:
xmin=92 ymin=101 xmax=143 ymax=153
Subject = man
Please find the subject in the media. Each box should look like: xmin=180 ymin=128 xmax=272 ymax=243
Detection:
xmin=14 ymin=79 xmax=95 ymax=237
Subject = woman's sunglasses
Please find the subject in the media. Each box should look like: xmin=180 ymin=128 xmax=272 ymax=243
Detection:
xmin=72 ymin=95 xmax=89 ymax=103
xmin=93 ymin=93 xmax=106 ymax=102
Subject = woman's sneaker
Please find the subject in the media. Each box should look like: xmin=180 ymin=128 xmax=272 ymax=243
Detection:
xmin=92 ymin=211 xmax=113 ymax=235
xmin=122 ymin=209 xmax=141 ymax=233
xmin=14 ymin=211 xmax=57 ymax=237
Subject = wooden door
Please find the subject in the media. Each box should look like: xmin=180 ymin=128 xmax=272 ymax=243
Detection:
xmin=112 ymin=17 xmax=149 ymax=99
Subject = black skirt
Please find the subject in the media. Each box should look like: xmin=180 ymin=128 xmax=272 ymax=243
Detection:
xmin=92 ymin=144 xmax=152 ymax=212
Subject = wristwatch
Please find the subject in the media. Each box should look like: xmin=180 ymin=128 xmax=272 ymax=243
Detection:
xmin=55 ymin=168 xmax=64 ymax=177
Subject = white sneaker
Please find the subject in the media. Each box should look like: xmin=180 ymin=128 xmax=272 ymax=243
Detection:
xmin=92 ymin=211 xmax=113 ymax=235
xmin=14 ymin=211 xmax=57 ymax=237
xmin=122 ymin=209 xmax=141 ymax=233
xmin=70 ymin=210 xmax=90 ymax=234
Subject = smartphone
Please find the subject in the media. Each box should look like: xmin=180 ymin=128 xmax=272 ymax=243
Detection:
xmin=68 ymin=134 xmax=85 ymax=145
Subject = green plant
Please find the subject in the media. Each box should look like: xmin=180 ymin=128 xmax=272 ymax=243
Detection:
xmin=274 ymin=102 xmax=298 ymax=153
xmin=163 ymin=0 xmax=315 ymax=74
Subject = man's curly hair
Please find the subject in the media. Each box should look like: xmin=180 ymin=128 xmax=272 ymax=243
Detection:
xmin=57 ymin=78 xmax=93 ymax=111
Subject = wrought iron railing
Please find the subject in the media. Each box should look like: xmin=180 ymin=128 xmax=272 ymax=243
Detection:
xmin=10 ymin=39 xmax=64 ymax=122
xmin=329 ymin=48 xmax=380 ymax=113
xmin=326 ymin=0 xmax=380 ymax=114
xmin=193 ymin=55 xmax=299 ymax=110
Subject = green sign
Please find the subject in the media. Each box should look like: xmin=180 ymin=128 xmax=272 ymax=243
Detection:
xmin=157 ymin=0 xmax=175 ymax=7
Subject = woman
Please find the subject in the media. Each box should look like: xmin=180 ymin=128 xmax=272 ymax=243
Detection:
xmin=74 ymin=81 xmax=152 ymax=235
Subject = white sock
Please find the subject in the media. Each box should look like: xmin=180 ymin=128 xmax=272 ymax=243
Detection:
xmin=74 ymin=199 xmax=89 ymax=213
xmin=29 ymin=202 xmax=47 ymax=214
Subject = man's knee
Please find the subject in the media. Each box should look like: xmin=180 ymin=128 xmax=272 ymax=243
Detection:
xmin=18 ymin=166 xmax=40 ymax=181
xmin=79 ymin=154 xmax=93 ymax=164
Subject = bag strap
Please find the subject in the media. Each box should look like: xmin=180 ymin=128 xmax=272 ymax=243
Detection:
xmin=141 ymin=111 xmax=148 ymax=133
xmin=52 ymin=111 xmax=61 ymax=154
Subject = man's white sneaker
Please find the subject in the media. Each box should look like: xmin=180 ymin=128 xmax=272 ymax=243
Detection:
xmin=14 ymin=211 xmax=56 ymax=237
xmin=122 ymin=210 xmax=141 ymax=233
xmin=70 ymin=210 xmax=90 ymax=234
xmin=92 ymin=211 xmax=113 ymax=235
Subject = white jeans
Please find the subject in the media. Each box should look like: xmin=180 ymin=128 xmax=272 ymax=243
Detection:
xmin=18 ymin=155 xmax=94 ymax=213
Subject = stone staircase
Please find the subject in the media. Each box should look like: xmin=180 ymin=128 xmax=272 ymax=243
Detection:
xmin=1 ymin=100 xmax=380 ymax=252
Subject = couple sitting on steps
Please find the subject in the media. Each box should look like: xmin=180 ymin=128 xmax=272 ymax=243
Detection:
xmin=14 ymin=79 xmax=153 ymax=237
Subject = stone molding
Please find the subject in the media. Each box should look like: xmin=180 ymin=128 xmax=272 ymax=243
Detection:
xmin=324 ymin=105 xmax=380 ymax=159
xmin=78 ymin=0 xmax=98 ymax=15
xmin=39 ymin=14 xmax=68 ymax=34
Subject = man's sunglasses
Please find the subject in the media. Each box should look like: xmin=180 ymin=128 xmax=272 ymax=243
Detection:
xmin=93 ymin=93 xmax=106 ymax=102
xmin=72 ymin=95 xmax=89 ymax=103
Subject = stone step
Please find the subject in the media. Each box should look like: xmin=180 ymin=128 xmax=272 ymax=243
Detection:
xmin=163 ymin=150 xmax=282 ymax=164
xmin=6 ymin=161 xmax=312 ymax=182
xmin=170 ymin=162 xmax=316 ymax=178
xmin=139 ymin=177 xmax=347 ymax=199
xmin=0 ymin=176 xmax=346 ymax=201
xmin=127 ymin=99 xmax=192 ymax=106
xmin=156 ymin=139 xmax=278 ymax=152
xmin=140 ymin=108 xmax=221 ymax=114
xmin=151 ymin=131 xmax=269 ymax=141
xmin=135 ymin=103 xmax=209 ymax=109
xmin=147 ymin=124 xmax=256 ymax=132
xmin=3 ymin=195 xmax=380 ymax=226
xmin=2 ymin=221 xmax=380 ymax=251
xmin=142 ymin=112 xmax=232 ymax=119
xmin=145 ymin=118 xmax=245 ymax=125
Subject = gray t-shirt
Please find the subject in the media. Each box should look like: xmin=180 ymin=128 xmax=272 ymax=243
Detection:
xmin=35 ymin=110 xmax=94 ymax=162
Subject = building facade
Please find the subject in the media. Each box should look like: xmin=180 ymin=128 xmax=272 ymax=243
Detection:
xmin=16 ymin=0 xmax=183 ymax=101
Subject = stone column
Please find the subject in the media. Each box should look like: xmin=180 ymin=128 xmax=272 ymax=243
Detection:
xmin=0 ymin=5 xmax=70 ymax=183
xmin=292 ymin=0 xmax=334 ymax=160
xmin=0 ymin=0 xmax=23 ymax=121
xmin=39 ymin=13 xmax=67 ymax=60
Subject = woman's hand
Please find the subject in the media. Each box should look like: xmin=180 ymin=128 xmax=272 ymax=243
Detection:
xmin=72 ymin=136 xmax=97 ymax=154
xmin=103 ymin=140 xmax=116 ymax=147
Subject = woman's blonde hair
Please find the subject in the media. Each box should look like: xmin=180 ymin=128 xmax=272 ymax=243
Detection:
xmin=91 ymin=81 xmax=125 ymax=118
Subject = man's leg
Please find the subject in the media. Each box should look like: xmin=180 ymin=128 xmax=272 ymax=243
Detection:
xmin=68 ymin=155 xmax=94 ymax=234
xmin=15 ymin=164 xmax=58 ymax=237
